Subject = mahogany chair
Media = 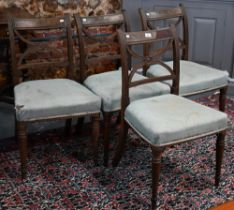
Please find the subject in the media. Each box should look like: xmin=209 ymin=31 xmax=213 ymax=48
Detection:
xmin=112 ymin=26 xmax=228 ymax=209
xmin=139 ymin=4 xmax=229 ymax=112
xmin=8 ymin=14 xmax=101 ymax=178
xmin=74 ymin=12 xmax=170 ymax=166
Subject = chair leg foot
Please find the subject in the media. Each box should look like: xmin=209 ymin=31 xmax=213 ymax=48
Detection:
xmin=112 ymin=120 xmax=128 ymax=167
xmin=219 ymin=87 xmax=227 ymax=112
xmin=21 ymin=165 xmax=27 ymax=179
xmin=151 ymin=147 xmax=164 ymax=209
xmin=103 ymin=112 xmax=111 ymax=167
xmin=92 ymin=114 xmax=100 ymax=165
xmin=14 ymin=117 xmax=18 ymax=143
xmin=215 ymin=130 xmax=226 ymax=187
xmin=18 ymin=121 xmax=28 ymax=179
xmin=65 ymin=118 xmax=72 ymax=135
xmin=115 ymin=111 xmax=121 ymax=125
xmin=76 ymin=117 xmax=85 ymax=135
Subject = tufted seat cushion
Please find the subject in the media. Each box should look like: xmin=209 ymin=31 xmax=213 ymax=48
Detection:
xmin=125 ymin=94 xmax=227 ymax=146
xmin=14 ymin=79 xmax=101 ymax=121
xmin=146 ymin=60 xmax=229 ymax=96
xmin=84 ymin=70 xmax=170 ymax=112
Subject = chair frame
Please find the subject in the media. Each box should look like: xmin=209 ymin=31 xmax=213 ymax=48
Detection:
xmin=74 ymin=11 xmax=130 ymax=166
xmin=139 ymin=4 xmax=227 ymax=112
xmin=112 ymin=26 xmax=227 ymax=209
xmin=8 ymin=14 xmax=100 ymax=178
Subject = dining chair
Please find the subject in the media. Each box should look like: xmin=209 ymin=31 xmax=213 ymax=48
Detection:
xmin=139 ymin=4 xmax=229 ymax=112
xmin=8 ymin=14 xmax=101 ymax=178
xmin=74 ymin=12 xmax=170 ymax=166
xmin=112 ymin=26 xmax=228 ymax=209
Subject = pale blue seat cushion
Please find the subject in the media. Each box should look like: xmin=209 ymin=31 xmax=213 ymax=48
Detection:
xmin=84 ymin=70 xmax=170 ymax=112
xmin=146 ymin=60 xmax=229 ymax=96
xmin=125 ymin=94 xmax=227 ymax=146
xmin=14 ymin=79 xmax=101 ymax=121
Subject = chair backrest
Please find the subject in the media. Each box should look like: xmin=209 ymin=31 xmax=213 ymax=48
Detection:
xmin=139 ymin=4 xmax=188 ymax=60
xmin=118 ymin=26 xmax=180 ymax=112
xmin=74 ymin=11 xmax=130 ymax=82
xmin=8 ymin=14 xmax=74 ymax=86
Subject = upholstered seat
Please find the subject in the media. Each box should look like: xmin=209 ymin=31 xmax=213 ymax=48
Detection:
xmin=147 ymin=60 xmax=229 ymax=96
xmin=15 ymin=79 xmax=101 ymax=121
xmin=125 ymin=94 xmax=227 ymax=146
xmin=84 ymin=70 xmax=170 ymax=112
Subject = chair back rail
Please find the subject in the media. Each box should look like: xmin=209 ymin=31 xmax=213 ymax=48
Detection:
xmin=8 ymin=14 xmax=74 ymax=85
xmin=118 ymin=26 xmax=180 ymax=113
xmin=139 ymin=4 xmax=189 ymax=60
xmin=78 ymin=13 xmax=127 ymax=27
xmin=74 ymin=11 xmax=130 ymax=82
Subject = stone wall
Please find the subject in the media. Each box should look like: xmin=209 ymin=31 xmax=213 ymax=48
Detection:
xmin=0 ymin=0 xmax=122 ymax=17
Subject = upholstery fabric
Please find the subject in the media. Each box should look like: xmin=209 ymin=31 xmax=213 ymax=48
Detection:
xmin=125 ymin=94 xmax=227 ymax=146
xmin=146 ymin=60 xmax=229 ymax=96
xmin=15 ymin=79 xmax=101 ymax=121
xmin=84 ymin=70 xmax=170 ymax=112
